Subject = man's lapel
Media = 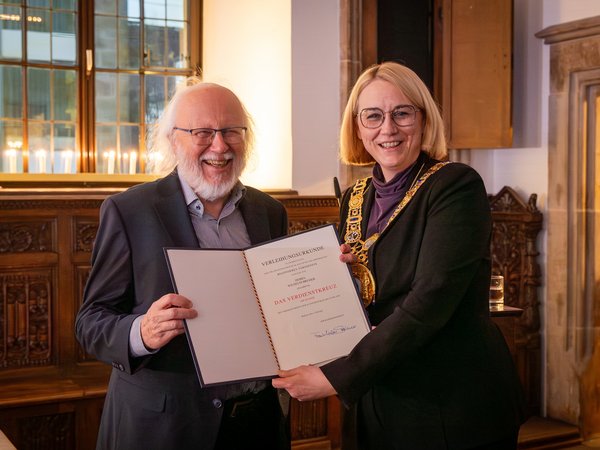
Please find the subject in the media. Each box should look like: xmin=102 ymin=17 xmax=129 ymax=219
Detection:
xmin=239 ymin=191 xmax=272 ymax=245
xmin=153 ymin=171 xmax=199 ymax=248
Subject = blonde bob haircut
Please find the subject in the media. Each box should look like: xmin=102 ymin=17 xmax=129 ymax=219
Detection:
xmin=146 ymin=77 xmax=255 ymax=175
xmin=339 ymin=62 xmax=447 ymax=166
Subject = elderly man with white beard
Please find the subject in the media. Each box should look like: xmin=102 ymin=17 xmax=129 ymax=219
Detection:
xmin=76 ymin=79 xmax=290 ymax=450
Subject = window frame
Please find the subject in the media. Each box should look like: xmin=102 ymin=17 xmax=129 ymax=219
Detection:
xmin=0 ymin=0 xmax=202 ymax=178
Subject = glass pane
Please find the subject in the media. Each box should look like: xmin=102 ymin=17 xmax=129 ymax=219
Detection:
xmin=95 ymin=0 xmax=116 ymax=15
xmin=119 ymin=0 xmax=139 ymax=18
xmin=53 ymin=123 xmax=76 ymax=173
xmin=54 ymin=0 xmax=76 ymax=10
xmin=0 ymin=121 xmax=24 ymax=174
xmin=55 ymin=147 xmax=76 ymax=173
xmin=27 ymin=0 xmax=49 ymax=7
xmin=0 ymin=65 xmax=23 ymax=119
xmin=28 ymin=121 xmax=52 ymax=173
xmin=144 ymin=19 xmax=165 ymax=67
xmin=166 ymin=0 xmax=185 ymax=21
xmin=166 ymin=20 xmax=187 ymax=68
xmin=52 ymin=11 xmax=76 ymax=64
xmin=118 ymin=17 xmax=140 ymax=68
xmin=119 ymin=73 xmax=139 ymax=122
xmin=145 ymin=74 xmax=166 ymax=123
xmin=26 ymin=8 xmax=51 ymax=62
xmin=2 ymin=0 xmax=21 ymax=4
xmin=27 ymin=67 xmax=50 ymax=120
xmin=95 ymin=15 xmax=117 ymax=68
xmin=96 ymin=125 xmax=117 ymax=173
xmin=120 ymin=125 xmax=139 ymax=174
xmin=53 ymin=69 xmax=76 ymax=121
xmin=0 ymin=5 xmax=22 ymax=60
xmin=54 ymin=123 xmax=75 ymax=151
xmin=144 ymin=0 xmax=165 ymax=19
xmin=95 ymin=72 xmax=117 ymax=122
xmin=167 ymin=75 xmax=182 ymax=100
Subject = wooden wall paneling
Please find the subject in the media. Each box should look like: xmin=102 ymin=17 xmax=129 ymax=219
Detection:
xmin=0 ymin=191 xmax=111 ymax=450
xmin=278 ymin=196 xmax=340 ymax=234
xmin=489 ymin=186 xmax=543 ymax=416
xmin=0 ymin=189 xmax=542 ymax=449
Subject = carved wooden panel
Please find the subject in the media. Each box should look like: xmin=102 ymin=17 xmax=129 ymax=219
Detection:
xmin=18 ymin=412 xmax=74 ymax=450
xmin=288 ymin=220 xmax=335 ymax=234
xmin=74 ymin=219 xmax=98 ymax=253
xmin=489 ymin=186 xmax=543 ymax=416
xmin=290 ymin=398 xmax=329 ymax=440
xmin=0 ymin=395 xmax=106 ymax=450
xmin=0 ymin=271 xmax=53 ymax=368
xmin=279 ymin=196 xmax=340 ymax=235
xmin=0 ymin=191 xmax=113 ymax=450
xmin=0 ymin=221 xmax=54 ymax=253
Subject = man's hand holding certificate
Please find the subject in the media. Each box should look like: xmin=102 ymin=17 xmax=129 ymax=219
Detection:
xmin=165 ymin=224 xmax=370 ymax=387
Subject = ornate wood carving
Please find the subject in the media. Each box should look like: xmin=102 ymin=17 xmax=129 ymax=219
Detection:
xmin=1 ymin=271 xmax=52 ymax=368
xmin=489 ymin=186 xmax=543 ymax=416
xmin=290 ymin=398 xmax=329 ymax=440
xmin=19 ymin=413 xmax=74 ymax=450
xmin=288 ymin=220 xmax=335 ymax=234
xmin=0 ymin=199 xmax=104 ymax=211
xmin=0 ymin=221 xmax=54 ymax=253
xmin=75 ymin=219 xmax=98 ymax=253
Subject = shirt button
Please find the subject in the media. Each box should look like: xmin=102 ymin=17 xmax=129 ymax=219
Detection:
xmin=212 ymin=398 xmax=223 ymax=409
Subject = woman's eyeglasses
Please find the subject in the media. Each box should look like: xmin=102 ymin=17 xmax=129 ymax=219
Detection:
xmin=357 ymin=105 xmax=419 ymax=128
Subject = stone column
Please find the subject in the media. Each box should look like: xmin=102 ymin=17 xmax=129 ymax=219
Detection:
xmin=536 ymin=16 xmax=600 ymax=442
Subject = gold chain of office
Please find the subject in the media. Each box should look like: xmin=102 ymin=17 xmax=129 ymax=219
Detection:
xmin=344 ymin=161 xmax=450 ymax=264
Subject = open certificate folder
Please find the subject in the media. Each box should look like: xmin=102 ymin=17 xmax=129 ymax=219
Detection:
xmin=164 ymin=224 xmax=371 ymax=387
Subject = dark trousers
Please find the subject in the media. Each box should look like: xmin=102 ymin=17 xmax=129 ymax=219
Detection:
xmin=214 ymin=388 xmax=290 ymax=450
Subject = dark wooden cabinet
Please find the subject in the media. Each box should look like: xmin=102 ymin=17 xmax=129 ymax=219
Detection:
xmin=435 ymin=0 xmax=513 ymax=149
xmin=362 ymin=0 xmax=513 ymax=150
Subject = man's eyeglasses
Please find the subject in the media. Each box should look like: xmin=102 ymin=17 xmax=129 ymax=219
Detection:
xmin=357 ymin=105 xmax=420 ymax=129
xmin=173 ymin=127 xmax=247 ymax=145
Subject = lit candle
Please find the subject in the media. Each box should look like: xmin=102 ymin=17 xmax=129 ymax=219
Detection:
xmin=63 ymin=149 xmax=73 ymax=174
xmin=128 ymin=151 xmax=137 ymax=175
xmin=35 ymin=149 xmax=47 ymax=174
xmin=106 ymin=150 xmax=115 ymax=175
xmin=6 ymin=149 xmax=17 ymax=173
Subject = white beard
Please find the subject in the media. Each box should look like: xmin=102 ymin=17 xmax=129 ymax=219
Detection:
xmin=177 ymin=150 xmax=245 ymax=202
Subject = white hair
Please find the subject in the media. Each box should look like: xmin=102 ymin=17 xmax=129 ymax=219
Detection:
xmin=145 ymin=77 xmax=255 ymax=175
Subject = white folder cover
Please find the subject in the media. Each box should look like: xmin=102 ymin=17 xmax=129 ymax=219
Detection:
xmin=165 ymin=224 xmax=370 ymax=387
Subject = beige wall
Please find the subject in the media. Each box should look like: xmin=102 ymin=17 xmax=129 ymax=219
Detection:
xmin=202 ymin=0 xmax=293 ymax=191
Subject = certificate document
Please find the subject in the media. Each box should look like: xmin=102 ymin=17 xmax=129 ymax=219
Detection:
xmin=164 ymin=224 xmax=370 ymax=387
